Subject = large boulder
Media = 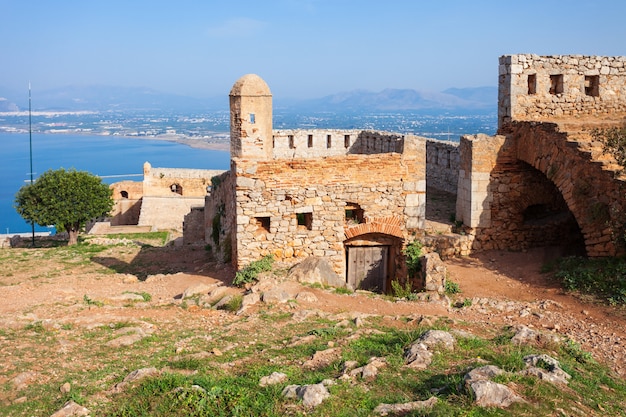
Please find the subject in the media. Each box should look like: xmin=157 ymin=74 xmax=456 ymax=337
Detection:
xmin=288 ymin=257 xmax=346 ymax=288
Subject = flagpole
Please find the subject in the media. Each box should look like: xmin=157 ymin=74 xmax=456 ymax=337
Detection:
xmin=29 ymin=82 xmax=35 ymax=247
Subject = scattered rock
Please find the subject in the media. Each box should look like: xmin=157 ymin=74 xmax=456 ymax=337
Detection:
xmin=374 ymin=396 xmax=438 ymax=415
xmin=511 ymin=325 xmax=561 ymax=346
xmin=10 ymin=371 xmax=37 ymax=391
xmin=404 ymin=342 xmax=433 ymax=369
xmin=464 ymin=365 xmax=505 ymax=382
xmin=261 ymin=288 xmax=291 ymax=304
xmin=295 ymin=291 xmax=318 ymax=303
xmin=418 ymin=330 xmax=455 ymax=350
xmin=112 ymin=367 xmax=160 ymax=393
xmin=49 ymin=400 xmax=90 ymax=417
xmin=60 ymin=382 xmax=71 ymax=394
xmin=522 ymin=354 xmax=571 ymax=384
xmin=182 ymin=283 xmax=219 ymax=299
xmin=106 ymin=326 xmax=152 ymax=347
xmin=213 ymin=294 xmax=233 ymax=310
xmin=468 ymin=380 xmax=525 ymax=408
xmin=259 ymin=372 xmax=288 ymax=387
xmin=288 ymin=257 xmax=346 ymax=288
xmin=285 ymin=383 xmax=330 ymax=408
xmin=303 ymin=348 xmax=340 ymax=370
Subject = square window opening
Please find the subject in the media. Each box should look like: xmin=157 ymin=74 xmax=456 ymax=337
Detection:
xmin=344 ymin=134 xmax=351 ymax=148
xmin=255 ymin=217 xmax=270 ymax=233
xmin=288 ymin=135 xmax=295 ymax=149
xmin=345 ymin=203 xmax=364 ymax=225
xmin=549 ymin=74 xmax=564 ymax=95
xmin=296 ymin=212 xmax=313 ymax=230
xmin=585 ymin=75 xmax=599 ymax=97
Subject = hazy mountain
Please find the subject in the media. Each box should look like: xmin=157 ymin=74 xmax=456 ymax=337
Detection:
xmin=0 ymin=97 xmax=19 ymax=112
xmin=0 ymin=85 xmax=496 ymax=113
xmin=0 ymin=85 xmax=226 ymax=112
xmin=284 ymin=86 xmax=497 ymax=113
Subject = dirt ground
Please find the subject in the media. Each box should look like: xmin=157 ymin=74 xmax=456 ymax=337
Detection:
xmin=0 ymin=239 xmax=625 ymax=380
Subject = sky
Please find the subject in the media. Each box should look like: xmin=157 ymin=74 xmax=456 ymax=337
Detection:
xmin=2 ymin=0 xmax=626 ymax=99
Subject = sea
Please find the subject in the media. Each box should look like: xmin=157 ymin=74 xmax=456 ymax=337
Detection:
xmin=0 ymin=133 xmax=230 ymax=235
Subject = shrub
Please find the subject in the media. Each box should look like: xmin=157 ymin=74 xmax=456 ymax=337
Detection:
xmin=403 ymin=240 xmax=423 ymax=279
xmin=232 ymin=255 xmax=274 ymax=287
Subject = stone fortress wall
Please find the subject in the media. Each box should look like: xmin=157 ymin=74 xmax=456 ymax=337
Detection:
xmin=109 ymin=162 xmax=226 ymax=232
xmin=111 ymin=54 xmax=626 ymax=283
xmin=138 ymin=162 xmax=227 ymax=231
xmin=499 ymin=54 xmax=626 ymax=126
xmin=425 ymin=139 xmax=459 ymax=195
xmin=271 ymin=129 xmax=404 ymax=158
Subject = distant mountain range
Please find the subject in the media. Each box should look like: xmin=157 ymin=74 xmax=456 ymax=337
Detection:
xmin=0 ymin=85 xmax=496 ymax=113
xmin=286 ymin=87 xmax=496 ymax=113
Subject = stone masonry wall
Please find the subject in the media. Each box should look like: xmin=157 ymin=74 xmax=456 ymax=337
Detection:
xmin=204 ymin=170 xmax=237 ymax=263
xmin=499 ymin=54 xmax=626 ymax=126
xmin=138 ymin=162 xmax=227 ymax=232
xmin=109 ymin=181 xmax=143 ymax=226
xmin=426 ymin=139 xmax=459 ymax=194
xmin=271 ymin=129 xmax=404 ymax=159
xmin=232 ymin=136 xmax=426 ymax=274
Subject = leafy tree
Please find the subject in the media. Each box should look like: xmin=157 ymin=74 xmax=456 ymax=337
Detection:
xmin=14 ymin=168 xmax=114 ymax=245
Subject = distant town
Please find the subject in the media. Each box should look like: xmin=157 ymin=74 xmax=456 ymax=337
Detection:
xmin=0 ymin=109 xmax=497 ymax=149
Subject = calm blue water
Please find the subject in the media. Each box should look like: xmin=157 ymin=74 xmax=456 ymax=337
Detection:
xmin=0 ymin=133 xmax=230 ymax=234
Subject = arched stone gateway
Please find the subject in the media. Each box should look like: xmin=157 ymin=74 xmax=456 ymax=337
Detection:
xmin=457 ymin=126 xmax=625 ymax=257
xmin=505 ymin=122 xmax=626 ymax=256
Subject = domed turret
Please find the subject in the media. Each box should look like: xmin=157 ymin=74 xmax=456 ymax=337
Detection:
xmin=229 ymin=74 xmax=273 ymax=159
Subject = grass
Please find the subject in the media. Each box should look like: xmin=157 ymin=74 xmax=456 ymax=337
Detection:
xmin=550 ymin=256 xmax=626 ymax=305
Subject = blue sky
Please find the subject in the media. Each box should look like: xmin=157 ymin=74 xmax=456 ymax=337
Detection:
xmin=2 ymin=0 xmax=626 ymax=99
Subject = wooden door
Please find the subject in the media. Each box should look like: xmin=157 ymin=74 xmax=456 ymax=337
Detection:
xmin=346 ymin=246 xmax=389 ymax=292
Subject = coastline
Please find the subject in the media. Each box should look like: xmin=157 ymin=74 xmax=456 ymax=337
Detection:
xmin=0 ymin=129 xmax=231 ymax=152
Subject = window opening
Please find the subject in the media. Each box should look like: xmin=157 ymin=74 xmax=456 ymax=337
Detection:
xmin=345 ymin=203 xmax=364 ymax=225
xmin=344 ymin=134 xmax=351 ymax=148
xmin=249 ymin=113 xmax=255 ymax=124
xmin=585 ymin=75 xmax=599 ymax=97
xmin=296 ymin=212 xmax=313 ymax=230
xmin=288 ymin=135 xmax=295 ymax=149
xmin=527 ymin=74 xmax=537 ymax=95
xmin=170 ymin=184 xmax=183 ymax=195
xmin=255 ymin=216 xmax=270 ymax=233
xmin=120 ymin=190 xmax=129 ymax=199
xmin=549 ymin=74 xmax=563 ymax=95
xmin=308 ymin=134 xmax=313 ymax=148
xmin=326 ymin=134 xmax=332 ymax=148
xmin=272 ymin=135 xmax=275 ymax=148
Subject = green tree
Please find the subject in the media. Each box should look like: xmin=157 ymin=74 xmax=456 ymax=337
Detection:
xmin=14 ymin=168 xmax=114 ymax=245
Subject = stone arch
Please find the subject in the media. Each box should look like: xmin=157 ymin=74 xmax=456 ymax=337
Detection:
xmin=344 ymin=216 xmax=404 ymax=240
xmin=505 ymin=121 xmax=626 ymax=256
